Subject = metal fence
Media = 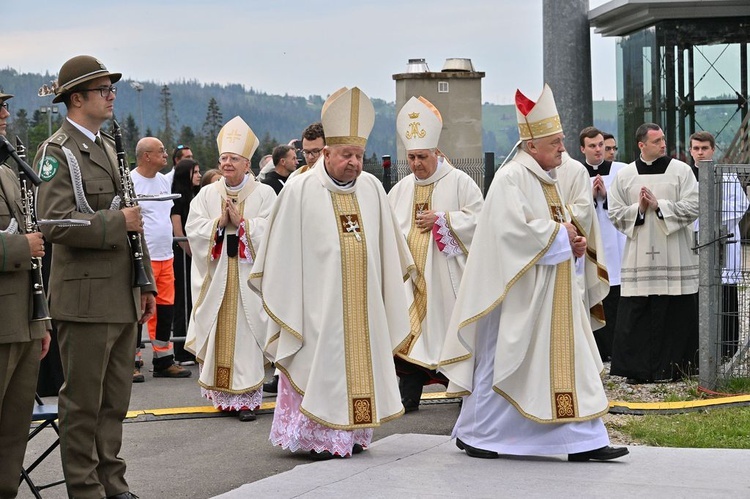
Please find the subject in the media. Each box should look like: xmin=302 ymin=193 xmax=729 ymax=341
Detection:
xmin=364 ymin=156 xmax=494 ymax=194
xmin=699 ymin=162 xmax=750 ymax=389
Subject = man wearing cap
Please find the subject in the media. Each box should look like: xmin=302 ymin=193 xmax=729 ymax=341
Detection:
xmin=185 ymin=116 xmax=276 ymax=422
xmin=388 ymin=96 xmax=483 ymax=413
xmin=439 ymin=84 xmax=627 ymax=462
xmin=250 ymin=87 xmax=414 ymax=458
xmin=0 ymin=91 xmax=52 ymax=498
xmin=608 ymin=123 xmax=699 ymax=384
xmin=34 ymin=55 xmax=156 ymax=499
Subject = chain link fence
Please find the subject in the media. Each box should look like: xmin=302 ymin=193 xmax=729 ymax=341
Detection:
xmin=699 ymin=162 xmax=750 ymax=389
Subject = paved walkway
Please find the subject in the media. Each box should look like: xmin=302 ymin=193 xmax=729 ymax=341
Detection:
xmin=217 ymin=433 xmax=750 ymax=498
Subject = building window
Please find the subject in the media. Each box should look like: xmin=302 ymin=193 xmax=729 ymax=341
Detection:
xmin=438 ymin=81 xmax=449 ymax=93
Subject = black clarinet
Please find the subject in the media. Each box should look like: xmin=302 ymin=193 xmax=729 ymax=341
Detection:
xmin=16 ymin=137 xmax=51 ymax=321
xmin=112 ymin=121 xmax=151 ymax=288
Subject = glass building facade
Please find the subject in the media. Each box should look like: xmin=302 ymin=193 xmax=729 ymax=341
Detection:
xmin=615 ymin=17 xmax=749 ymax=163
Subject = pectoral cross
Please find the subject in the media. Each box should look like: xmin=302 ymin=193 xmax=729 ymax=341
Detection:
xmin=344 ymin=215 xmax=362 ymax=242
xmin=646 ymin=245 xmax=661 ymax=261
xmin=551 ymin=205 xmax=565 ymax=223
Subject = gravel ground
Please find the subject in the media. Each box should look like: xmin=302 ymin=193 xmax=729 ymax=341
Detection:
xmin=601 ymin=362 xmax=697 ymax=445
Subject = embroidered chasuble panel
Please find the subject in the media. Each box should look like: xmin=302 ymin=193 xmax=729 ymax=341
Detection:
xmin=540 ymin=183 xmax=580 ymax=419
xmin=331 ymin=192 xmax=376 ymax=426
xmin=209 ymin=195 xmax=245 ymax=392
xmin=213 ymin=255 xmax=240 ymax=391
xmin=399 ymin=183 xmax=435 ymax=357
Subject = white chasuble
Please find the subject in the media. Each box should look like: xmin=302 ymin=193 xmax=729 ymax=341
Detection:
xmin=250 ymin=164 xmax=415 ymax=429
xmin=608 ymin=158 xmax=699 ymax=296
xmin=556 ymin=154 xmax=609 ymax=330
xmin=439 ymin=150 xmax=608 ymax=423
xmin=388 ymin=160 xmax=483 ymax=368
xmin=185 ymin=177 xmax=276 ymax=393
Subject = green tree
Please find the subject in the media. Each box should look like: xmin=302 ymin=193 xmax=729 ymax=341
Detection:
xmin=201 ymin=98 xmax=223 ymax=165
xmin=123 ymin=114 xmax=140 ymax=159
xmin=160 ymin=85 xmax=176 ymax=149
xmin=7 ymin=108 xmax=29 ymax=146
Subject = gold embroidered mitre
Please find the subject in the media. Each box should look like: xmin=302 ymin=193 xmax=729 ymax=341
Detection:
xmin=515 ymin=83 xmax=563 ymax=140
xmin=217 ymin=116 xmax=259 ymax=159
xmin=321 ymin=87 xmax=375 ymax=147
xmin=396 ymin=96 xmax=443 ymax=151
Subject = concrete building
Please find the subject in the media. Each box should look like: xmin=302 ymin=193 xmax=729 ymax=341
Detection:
xmin=392 ymin=58 xmax=485 ymax=162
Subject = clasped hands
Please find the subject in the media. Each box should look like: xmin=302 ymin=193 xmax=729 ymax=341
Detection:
xmin=562 ymin=222 xmax=586 ymax=258
xmin=638 ymin=186 xmax=659 ymax=213
xmin=219 ymin=198 xmax=242 ymax=228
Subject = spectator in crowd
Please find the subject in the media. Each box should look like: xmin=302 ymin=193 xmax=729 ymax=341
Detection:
xmin=131 ymin=137 xmax=191 ymax=380
xmin=171 ymin=158 xmax=202 ymax=366
xmin=261 ymin=144 xmax=298 ymax=194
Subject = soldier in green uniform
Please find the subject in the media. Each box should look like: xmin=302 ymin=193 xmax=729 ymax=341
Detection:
xmin=0 ymin=91 xmax=52 ymax=498
xmin=34 ymin=56 xmax=156 ymax=499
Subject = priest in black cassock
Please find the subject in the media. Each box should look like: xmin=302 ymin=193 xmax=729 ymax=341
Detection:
xmin=607 ymin=123 xmax=699 ymax=383
xmin=578 ymin=126 xmax=628 ymax=361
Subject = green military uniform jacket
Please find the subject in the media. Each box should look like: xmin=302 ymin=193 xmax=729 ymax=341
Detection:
xmin=0 ymin=163 xmax=48 ymax=342
xmin=34 ymin=119 xmax=156 ymax=323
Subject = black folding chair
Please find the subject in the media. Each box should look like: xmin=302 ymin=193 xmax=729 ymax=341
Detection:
xmin=19 ymin=394 xmax=65 ymax=498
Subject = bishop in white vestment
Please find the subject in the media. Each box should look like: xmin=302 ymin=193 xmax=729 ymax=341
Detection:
xmin=185 ymin=117 xmax=276 ymax=421
xmin=250 ymin=87 xmax=414 ymax=458
xmin=439 ymin=85 xmax=627 ymax=462
xmin=388 ymin=96 xmax=484 ymax=412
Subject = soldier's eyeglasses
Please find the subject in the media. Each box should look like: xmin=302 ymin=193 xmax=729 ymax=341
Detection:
xmin=79 ymin=85 xmax=117 ymax=98
xmin=1 ymin=102 xmax=8 ymax=110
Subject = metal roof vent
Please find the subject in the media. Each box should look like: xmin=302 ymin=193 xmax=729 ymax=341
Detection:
xmin=406 ymin=58 xmax=430 ymax=73
xmin=442 ymin=58 xmax=475 ymax=72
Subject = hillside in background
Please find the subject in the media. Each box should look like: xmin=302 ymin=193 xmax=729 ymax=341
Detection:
xmin=1 ymin=68 xmax=617 ymax=166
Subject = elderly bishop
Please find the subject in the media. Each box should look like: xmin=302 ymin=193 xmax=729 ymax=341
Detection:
xmin=250 ymin=87 xmax=414 ymax=459
xmin=388 ymin=96 xmax=483 ymax=412
xmin=439 ymin=84 xmax=627 ymax=462
xmin=185 ymin=116 xmax=276 ymax=421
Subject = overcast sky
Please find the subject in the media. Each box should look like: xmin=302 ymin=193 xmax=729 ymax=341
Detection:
xmin=6 ymin=0 xmax=615 ymax=104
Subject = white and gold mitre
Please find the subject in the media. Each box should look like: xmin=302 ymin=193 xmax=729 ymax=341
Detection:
xmin=396 ymin=96 xmax=442 ymax=150
xmin=515 ymin=83 xmax=562 ymax=140
xmin=216 ymin=116 xmax=259 ymax=159
xmin=321 ymin=87 xmax=374 ymax=147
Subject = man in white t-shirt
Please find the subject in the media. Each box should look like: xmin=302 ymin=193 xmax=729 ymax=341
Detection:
xmin=131 ymin=137 xmax=191 ymax=379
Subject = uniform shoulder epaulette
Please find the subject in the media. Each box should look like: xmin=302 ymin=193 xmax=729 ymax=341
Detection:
xmin=100 ymin=130 xmax=115 ymax=141
xmin=45 ymin=130 xmax=69 ymax=148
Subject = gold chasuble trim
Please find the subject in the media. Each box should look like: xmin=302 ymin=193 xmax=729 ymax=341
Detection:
xmin=397 ymin=183 xmax=435 ymax=361
xmin=210 ymin=252 xmax=239 ymax=391
xmin=541 ymin=183 xmax=579 ymax=420
xmin=331 ymin=192 xmax=377 ymax=428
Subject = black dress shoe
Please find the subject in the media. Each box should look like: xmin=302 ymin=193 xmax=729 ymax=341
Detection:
xmin=569 ymin=445 xmax=629 ymax=462
xmin=309 ymin=449 xmax=336 ymax=460
xmin=352 ymin=443 xmax=364 ymax=454
xmin=238 ymin=409 xmax=256 ymax=422
xmin=455 ymin=438 xmax=499 ymax=459
xmin=263 ymin=375 xmax=279 ymax=394
xmin=402 ymin=398 xmax=420 ymax=413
